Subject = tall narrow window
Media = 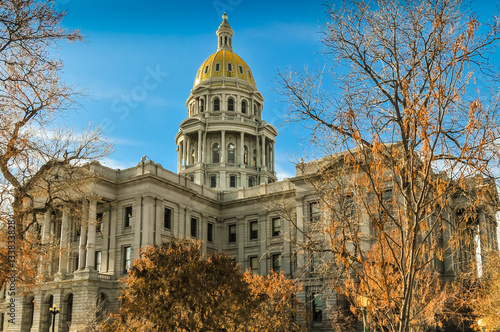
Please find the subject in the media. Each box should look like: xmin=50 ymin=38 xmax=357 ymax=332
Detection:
xmin=28 ymin=297 xmax=34 ymax=329
xmin=229 ymin=175 xmax=236 ymax=188
xmin=252 ymin=149 xmax=257 ymax=166
xmin=191 ymin=218 xmax=198 ymax=238
xmin=227 ymin=98 xmax=234 ymax=111
xmin=249 ymin=256 xmax=259 ymax=275
xmin=66 ymin=294 xmax=73 ymax=324
xmin=227 ymin=143 xmax=235 ymax=163
xmin=248 ymin=177 xmax=255 ymax=187
xmin=212 ymin=143 xmax=220 ymax=163
xmin=227 ymin=62 xmax=232 ymax=71
xmin=228 ymin=224 xmax=236 ymax=243
xmin=210 ymin=175 xmax=217 ymax=188
xmin=224 ymin=36 xmax=228 ymax=45
xmin=74 ymin=255 xmax=79 ymax=272
xmin=95 ymin=251 xmax=102 ymax=273
xmin=215 ymin=63 xmax=220 ymax=71
xmin=124 ymin=206 xmax=132 ymax=228
xmin=272 ymin=217 xmax=281 ymax=237
xmin=241 ymin=100 xmax=247 ymax=114
xmin=238 ymin=65 xmax=244 ymax=74
xmin=207 ymin=223 xmax=214 ymax=243
xmin=244 ymin=146 xmax=248 ymax=165
xmin=213 ymin=98 xmax=220 ymax=111
xmin=204 ymin=65 xmax=209 ymax=74
xmin=249 ymin=221 xmax=258 ymax=240
xmin=309 ymin=202 xmax=320 ymax=223
xmin=123 ymin=247 xmax=131 ymax=273
xmin=199 ymin=99 xmax=204 ymax=112
xmin=164 ymin=208 xmax=172 ymax=229
xmin=271 ymin=254 xmax=281 ymax=272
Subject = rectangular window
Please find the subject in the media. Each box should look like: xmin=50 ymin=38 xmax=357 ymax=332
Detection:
xmin=123 ymin=246 xmax=131 ymax=273
xmin=96 ymin=212 xmax=103 ymax=233
xmin=124 ymin=206 xmax=132 ymax=228
xmin=191 ymin=218 xmax=198 ymax=238
xmin=229 ymin=175 xmax=236 ymax=188
xmin=207 ymin=222 xmax=214 ymax=243
xmin=239 ymin=65 xmax=243 ymax=74
xmin=215 ymin=63 xmax=220 ymax=71
xmin=210 ymin=175 xmax=217 ymax=188
xmin=164 ymin=207 xmax=172 ymax=229
xmin=312 ymin=293 xmax=323 ymax=321
xmin=227 ymin=63 xmax=232 ymax=71
xmin=271 ymin=253 xmax=281 ymax=272
xmin=228 ymin=224 xmax=236 ymax=243
xmin=309 ymin=202 xmax=320 ymax=223
xmin=249 ymin=220 xmax=258 ymax=240
xmin=272 ymin=217 xmax=281 ymax=237
xmin=95 ymin=251 xmax=102 ymax=273
xmin=249 ymin=256 xmax=259 ymax=275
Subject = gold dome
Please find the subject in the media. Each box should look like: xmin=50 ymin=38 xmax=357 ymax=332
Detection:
xmin=194 ymin=50 xmax=256 ymax=88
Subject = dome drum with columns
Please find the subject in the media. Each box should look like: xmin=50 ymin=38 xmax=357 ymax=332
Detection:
xmin=176 ymin=13 xmax=278 ymax=190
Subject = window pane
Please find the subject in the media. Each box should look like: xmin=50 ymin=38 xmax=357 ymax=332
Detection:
xmin=228 ymin=224 xmax=236 ymax=243
xmin=191 ymin=218 xmax=198 ymax=237
xmin=310 ymin=202 xmax=320 ymax=223
xmin=249 ymin=221 xmax=258 ymax=240
xmin=272 ymin=218 xmax=281 ymax=237
xmin=164 ymin=208 xmax=172 ymax=229
xmin=230 ymin=176 xmax=236 ymax=187
xmin=124 ymin=206 xmax=132 ymax=227
xmin=208 ymin=223 xmax=213 ymax=242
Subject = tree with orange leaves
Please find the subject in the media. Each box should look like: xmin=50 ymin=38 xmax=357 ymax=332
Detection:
xmin=277 ymin=0 xmax=500 ymax=331
xmin=105 ymin=239 xmax=305 ymax=332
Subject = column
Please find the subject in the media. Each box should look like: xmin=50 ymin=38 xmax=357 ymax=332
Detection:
xmin=182 ymin=137 xmax=187 ymax=167
xmin=177 ymin=143 xmax=182 ymax=171
xmin=142 ymin=196 xmax=155 ymax=247
xmin=108 ymin=202 xmax=117 ymax=274
xmin=237 ymin=218 xmax=245 ymax=265
xmin=58 ymin=208 xmax=69 ymax=274
xmin=296 ymin=198 xmax=305 ymax=270
xmin=221 ymin=130 xmax=226 ymax=164
xmin=240 ymin=132 xmax=245 ymax=166
xmin=186 ymin=136 xmax=191 ymax=165
xmin=202 ymin=132 xmax=207 ymax=163
xmin=256 ymin=132 xmax=260 ymax=167
xmin=261 ymin=135 xmax=266 ymax=168
xmin=197 ymin=130 xmax=202 ymax=163
xmin=85 ymin=200 xmax=96 ymax=270
xmin=101 ymin=208 xmax=110 ymax=273
xmin=259 ymin=213 xmax=267 ymax=274
xmin=272 ymin=142 xmax=275 ymax=172
xmin=133 ymin=197 xmax=142 ymax=259
xmin=201 ymin=214 xmax=207 ymax=255
xmin=185 ymin=208 xmax=192 ymax=239
xmin=40 ymin=210 xmax=51 ymax=275
xmin=78 ymin=209 xmax=87 ymax=270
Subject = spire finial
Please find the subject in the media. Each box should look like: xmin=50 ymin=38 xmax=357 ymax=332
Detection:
xmin=222 ymin=12 xmax=228 ymax=21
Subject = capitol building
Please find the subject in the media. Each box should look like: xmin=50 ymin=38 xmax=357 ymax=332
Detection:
xmin=1 ymin=14 xmax=498 ymax=332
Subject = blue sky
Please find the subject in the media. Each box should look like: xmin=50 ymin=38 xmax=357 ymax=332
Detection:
xmin=55 ymin=0 xmax=499 ymax=180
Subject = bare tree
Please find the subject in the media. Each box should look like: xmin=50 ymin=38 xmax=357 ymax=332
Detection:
xmin=0 ymin=0 xmax=111 ymax=288
xmin=277 ymin=1 xmax=500 ymax=331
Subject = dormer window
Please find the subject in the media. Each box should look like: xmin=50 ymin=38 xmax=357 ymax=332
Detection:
xmin=204 ymin=65 xmax=209 ymax=74
xmin=215 ymin=63 xmax=220 ymax=71
xmin=227 ymin=63 xmax=232 ymax=71
xmin=239 ymin=65 xmax=243 ymax=74
xmin=248 ymin=70 xmax=252 ymax=79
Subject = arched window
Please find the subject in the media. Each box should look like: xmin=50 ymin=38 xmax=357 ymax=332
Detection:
xmin=228 ymin=98 xmax=234 ymax=111
xmin=225 ymin=36 xmax=228 ymax=45
xmin=213 ymin=98 xmax=220 ymax=111
xmin=227 ymin=143 xmax=235 ymax=163
xmin=212 ymin=143 xmax=220 ymax=163
xmin=66 ymin=294 xmax=73 ymax=324
xmin=244 ymin=146 xmax=248 ymax=165
xmin=199 ymin=99 xmax=204 ymax=113
xmin=241 ymin=100 xmax=247 ymax=114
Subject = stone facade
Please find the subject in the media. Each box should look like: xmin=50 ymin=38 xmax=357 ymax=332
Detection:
xmin=0 ymin=14 xmax=498 ymax=332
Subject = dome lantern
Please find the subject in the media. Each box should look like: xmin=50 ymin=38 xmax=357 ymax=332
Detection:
xmin=217 ymin=12 xmax=234 ymax=52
